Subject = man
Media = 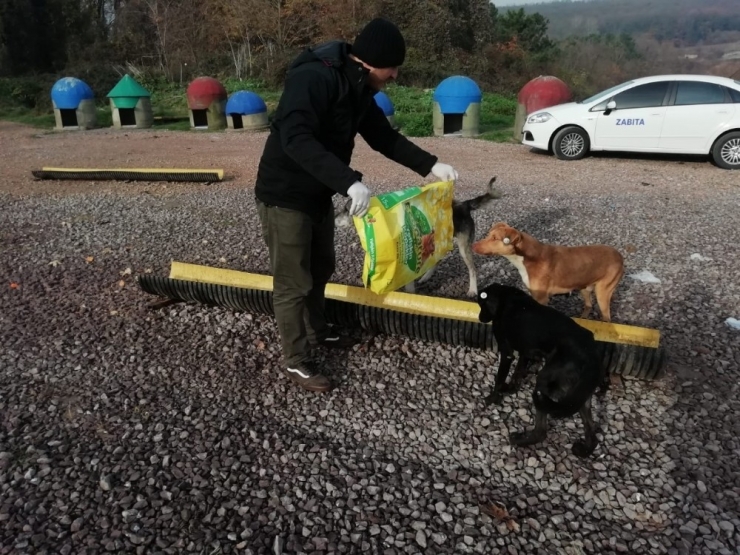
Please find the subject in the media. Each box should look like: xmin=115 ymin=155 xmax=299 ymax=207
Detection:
xmin=254 ymin=17 xmax=459 ymax=393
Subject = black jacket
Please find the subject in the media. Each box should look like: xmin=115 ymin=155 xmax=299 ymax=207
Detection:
xmin=254 ymin=40 xmax=438 ymax=221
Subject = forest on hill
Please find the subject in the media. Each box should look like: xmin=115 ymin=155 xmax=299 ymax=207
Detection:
xmin=1 ymin=0 xmax=739 ymax=116
xmin=507 ymin=0 xmax=740 ymax=46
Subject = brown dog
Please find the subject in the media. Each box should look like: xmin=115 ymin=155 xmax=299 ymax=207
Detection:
xmin=472 ymin=222 xmax=624 ymax=322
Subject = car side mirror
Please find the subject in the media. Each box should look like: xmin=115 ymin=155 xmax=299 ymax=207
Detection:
xmin=604 ymin=100 xmax=617 ymax=115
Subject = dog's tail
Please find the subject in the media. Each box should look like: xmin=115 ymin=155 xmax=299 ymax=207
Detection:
xmin=462 ymin=176 xmax=503 ymax=212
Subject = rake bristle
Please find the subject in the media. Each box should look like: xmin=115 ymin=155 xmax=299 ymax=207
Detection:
xmin=137 ymin=275 xmax=667 ymax=381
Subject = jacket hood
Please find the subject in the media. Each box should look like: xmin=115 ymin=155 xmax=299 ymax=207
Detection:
xmin=289 ymin=40 xmax=371 ymax=97
xmin=290 ymin=40 xmax=352 ymax=70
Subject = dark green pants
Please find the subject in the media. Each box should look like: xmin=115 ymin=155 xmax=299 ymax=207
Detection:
xmin=256 ymin=200 xmax=336 ymax=366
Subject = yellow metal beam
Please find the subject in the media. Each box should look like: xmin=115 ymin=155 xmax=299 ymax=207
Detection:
xmin=168 ymin=261 xmax=661 ymax=349
xmin=41 ymin=167 xmax=224 ymax=179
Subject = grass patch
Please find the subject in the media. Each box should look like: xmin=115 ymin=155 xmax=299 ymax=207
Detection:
xmin=384 ymin=83 xmax=517 ymax=142
xmin=139 ymin=76 xmax=282 ymax=123
xmin=479 ymin=94 xmax=518 ymax=143
xmin=0 ymin=102 xmax=192 ymax=132
xmin=0 ymin=76 xmax=517 ymax=141
xmin=0 ymin=105 xmax=112 ymax=128
xmin=152 ymin=117 xmax=191 ymax=131
xmin=0 ymin=107 xmax=57 ymax=128
xmin=384 ymin=85 xmax=434 ymax=137
xmin=479 ymin=128 xmax=518 ymax=143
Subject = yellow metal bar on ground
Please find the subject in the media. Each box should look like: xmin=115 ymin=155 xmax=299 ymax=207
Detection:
xmin=169 ymin=261 xmax=480 ymax=322
xmin=168 ymin=261 xmax=661 ymax=349
xmin=41 ymin=167 xmax=224 ymax=178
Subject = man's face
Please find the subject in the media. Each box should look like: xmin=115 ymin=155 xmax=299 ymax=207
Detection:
xmin=366 ymin=66 xmax=399 ymax=90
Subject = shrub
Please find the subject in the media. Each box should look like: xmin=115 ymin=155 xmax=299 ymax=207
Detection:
xmin=9 ymin=78 xmax=44 ymax=108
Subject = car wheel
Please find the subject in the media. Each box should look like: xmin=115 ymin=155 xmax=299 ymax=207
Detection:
xmin=552 ymin=126 xmax=590 ymax=161
xmin=712 ymin=132 xmax=740 ymax=170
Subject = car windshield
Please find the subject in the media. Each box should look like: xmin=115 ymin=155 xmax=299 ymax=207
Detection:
xmin=579 ymin=80 xmax=635 ymax=105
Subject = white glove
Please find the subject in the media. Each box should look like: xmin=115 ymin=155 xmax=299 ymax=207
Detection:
xmin=347 ymin=181 xmax=371 ymax=217
xmin=431 ymin=162 xmax=458 ymax=183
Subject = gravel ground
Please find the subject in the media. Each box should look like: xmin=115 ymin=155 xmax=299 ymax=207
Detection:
xmin=1 ymin=120 xmax=739 ymax=555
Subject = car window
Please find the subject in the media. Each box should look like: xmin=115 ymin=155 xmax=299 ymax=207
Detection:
xmin=727 ymin=87 xmax=740 ymax=103
xmin=580 ymin=80 xmax=634 ymax=105
xmin=612 ymin=82 xmax=670 ymax=109
xmin=675 ymin=81 xmax=727 ymax=106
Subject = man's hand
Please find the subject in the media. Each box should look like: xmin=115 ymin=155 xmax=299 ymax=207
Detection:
xmin=430 ymin=162 xmax=459 ymax=182
xmin=347 ymin=182 xmax=371 ymax=217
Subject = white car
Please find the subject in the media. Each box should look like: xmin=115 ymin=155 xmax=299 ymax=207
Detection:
xmin=521 ymin=74 xmax=740 ymax=169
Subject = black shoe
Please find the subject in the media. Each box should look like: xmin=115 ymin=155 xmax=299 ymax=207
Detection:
xmin=282 ymin=361 xmax=333 ymax=392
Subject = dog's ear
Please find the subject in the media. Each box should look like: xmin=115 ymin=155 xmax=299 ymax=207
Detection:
xmin=489 ymin=222 xmax=507 ymax=237
xmin=478 ymin=305 xmax=493 ymax=323
xmin=502 ymin=228 xmax=521 ymax=247
xmin=477 ymin=291 xmax=494 ymax=323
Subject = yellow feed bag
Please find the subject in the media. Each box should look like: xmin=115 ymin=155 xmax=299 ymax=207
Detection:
xmin=353 ymin=181 xmax=455 ymax=294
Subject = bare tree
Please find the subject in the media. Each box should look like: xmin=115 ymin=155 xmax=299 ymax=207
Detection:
xmin=142 ymin=0 xmax=175 ymax=74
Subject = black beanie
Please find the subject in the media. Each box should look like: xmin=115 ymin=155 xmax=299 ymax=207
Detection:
xmin=352 ymin=18 xmax=406 ymax=68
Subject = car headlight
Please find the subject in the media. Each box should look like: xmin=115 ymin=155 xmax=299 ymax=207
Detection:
xmin=527 ymin=112 xmax=552 ymax=124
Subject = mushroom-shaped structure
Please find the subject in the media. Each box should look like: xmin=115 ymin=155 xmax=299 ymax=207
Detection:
xmin=107 ymin=74 xmax=153 ymax=129
xmin=374 ymin=91 xmax=396 ymax=128
xmin=514 ymin=75 xmax=572 ymax=141
xmin=225 ymin=91 xmax=268 ymax=131
xmin=51 ymin=77 xmax=97 ymax=130
xmin=186 ymin=77 xmax=228 ymax=130
xmin=432 ymin=76 xmax=482 ymax=137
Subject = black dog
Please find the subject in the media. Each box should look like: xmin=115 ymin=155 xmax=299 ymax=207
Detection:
xmin=477 ymin=282 xmax=608 ymax=457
